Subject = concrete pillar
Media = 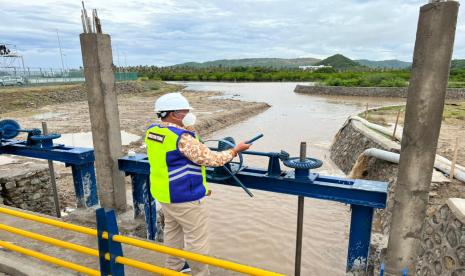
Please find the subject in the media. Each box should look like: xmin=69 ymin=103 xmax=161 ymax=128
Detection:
xmin=385 ymin=1 xmax=459 ymax=274
xmin=79 ymin=33 xmax=127 ymax=212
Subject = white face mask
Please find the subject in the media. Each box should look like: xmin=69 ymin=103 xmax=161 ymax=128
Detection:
xmin=182 ymin=113 xmax=196 ymax=127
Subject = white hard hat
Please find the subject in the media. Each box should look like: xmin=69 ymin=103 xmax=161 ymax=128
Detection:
xmin=154 ymin=93 xmax=193 ymax=112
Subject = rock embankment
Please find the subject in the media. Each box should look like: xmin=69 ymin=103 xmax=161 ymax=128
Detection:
xmin=330 ymin=117 xmax=465 ymax=275
xmin=415 ymin=198 xmax=465 ymax=275
xmin=0 ymin=162 xmax=56 ymax=215
xmin=295 ymin=85 xmax=465 ymax=100
xmin=330 ymin=118 xmax=400 ymax=234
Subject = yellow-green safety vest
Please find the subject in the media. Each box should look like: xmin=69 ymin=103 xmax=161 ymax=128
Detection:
xmin=145 ymin=124 xmax=208 ymax=203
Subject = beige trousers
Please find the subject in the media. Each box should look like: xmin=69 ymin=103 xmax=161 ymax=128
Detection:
xmin=160 ymin=198 xmax=210 ymax=276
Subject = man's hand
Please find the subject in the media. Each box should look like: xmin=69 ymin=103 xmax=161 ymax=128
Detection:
xmin=233 ymin=141 xmax=252 ymax=153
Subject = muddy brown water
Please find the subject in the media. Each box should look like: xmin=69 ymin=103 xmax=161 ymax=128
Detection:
xmin=173 ymin=82 xmax=405 ymax=275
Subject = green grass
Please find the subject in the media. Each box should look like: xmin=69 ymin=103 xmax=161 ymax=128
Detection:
xmin=137 ymin=77 xmax=164 ymax=91
xmin=360 ymin=102 xmax=465 ymax=122
xmin=448 ymin=82 xmax=465 ymax=88
xmin=443 ymin=102 xmax=465 ymax=120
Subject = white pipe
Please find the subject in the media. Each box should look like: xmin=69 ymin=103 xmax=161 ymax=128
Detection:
xmin=357 ymin=148 xmax=465 ymax=183
xmin=434 ymin=155 xmax=465 ymax=182
xmin=348 ymin=116 xmax=465 ymax=182
xmin=350 ymin=115 xmax=403 ymax=141
xmin=363 ymin=148 xmax=399 ymax=164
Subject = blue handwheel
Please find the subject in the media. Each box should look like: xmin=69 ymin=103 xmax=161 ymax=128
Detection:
xmin=0 ymin=119 xmax=21 ymax=139
xmin=30 ymin=133 xmax=62 ymax=141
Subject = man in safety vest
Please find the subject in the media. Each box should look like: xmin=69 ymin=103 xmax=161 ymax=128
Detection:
xmin=145 ymin=92 xmax=251 ymax=275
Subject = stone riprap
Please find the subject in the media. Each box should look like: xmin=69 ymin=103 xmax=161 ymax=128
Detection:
xmin=416 ymin=198 xmax=465 ymax=276
xmin=330 ymin=119 xmax=401 ymax=274
xmin=0 ymin=160 xmax=56 ymax=215
xmin=294 ymin=85 xmax=465 ymax=100
xmin=330 ymin=119 xmax=400 ymax=234
xmin=329 ymin=118 xmax=462 ymax=275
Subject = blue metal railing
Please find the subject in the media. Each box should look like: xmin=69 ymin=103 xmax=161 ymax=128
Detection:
xmin=380 ymin=263 xmax=408 ymax=276
xmin=118 ymin=150 xmax=388 ymax=273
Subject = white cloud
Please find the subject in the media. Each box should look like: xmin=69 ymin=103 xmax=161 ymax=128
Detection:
xmin=0 ymin=0 xmax=463 ymax=68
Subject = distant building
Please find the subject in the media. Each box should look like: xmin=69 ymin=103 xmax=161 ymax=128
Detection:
xmin=298 ymin=65 xmax=332 ymax=71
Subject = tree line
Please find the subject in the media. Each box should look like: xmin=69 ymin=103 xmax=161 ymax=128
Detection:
xmin=127 ymin=65 xmax=465 ymax=88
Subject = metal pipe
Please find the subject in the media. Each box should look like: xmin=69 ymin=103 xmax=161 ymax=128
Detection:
xmin=245 ymin=134 xmax=264 ymax=144
xmin=111 ymin=254 xmax=184 ymax=276
xmin=0 ymin=207 xmax=283 ymax=276
xmin=0 ymin=239 xmax=100 ymax=276
xmin=111 ymin=235 xmax=284 ymax=276
xmin=222 ymin=165 xmax=254 ymax=197
xmin=0 ymin=224 xmax=184 ymax=276
xmin=299 ymin=142 xmax=306 ymax=162
xmin=295 ymin=142 xmax=306 ymax=276
xmin=42 ymin=122 xmax=61 ymax=218
xmin=0 ymin=206 xmax=96 ymax=236
xmin=0 ymin=223 xmax=98 ymax=257
xmin=241 ymin=150 xmax=281 ymax=157
xmin=295 ymin=196 xmax=304 ymax=276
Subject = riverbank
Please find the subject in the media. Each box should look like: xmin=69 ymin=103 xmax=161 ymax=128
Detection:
xmin=294 ymin=84 xmax=465 ymax=100
xmin=0 ymin=81 xmax=270 ymax=208
xmin=0 ymin=81 xmax=157 ymax=114
xmin=329 ymin=116 xmax=465 ymax=274
xmin=357 ymin=103 xmax=465 ymax=220
xmin=364 ymin=103 xmax=465 ymax=168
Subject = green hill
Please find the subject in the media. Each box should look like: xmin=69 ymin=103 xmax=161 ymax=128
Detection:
xmin=174 ymin=57 xmax=321 ymax=68
xmin=315 ymin=54 xmax=362 ymax=70
xmin=451 ymin=59 xmax=465 ymax=69
xmin=356 ymin=59 xmax=411 ymax=69
xmin=172 ymin=55 xmax=465 ymax=71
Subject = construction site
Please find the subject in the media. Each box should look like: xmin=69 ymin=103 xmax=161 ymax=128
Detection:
xmin=1 ymin=1 xmax=465 ymax=276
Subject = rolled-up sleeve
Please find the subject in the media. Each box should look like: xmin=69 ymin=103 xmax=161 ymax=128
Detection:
xmin=178 ymin=133 xmax=235 ymax=167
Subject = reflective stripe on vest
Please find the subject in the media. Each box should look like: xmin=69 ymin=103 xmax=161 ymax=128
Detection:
xmin=145 ymin=124 xmax=208 ymax=203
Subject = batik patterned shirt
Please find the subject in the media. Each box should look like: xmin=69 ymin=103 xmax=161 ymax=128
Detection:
xmin=158 ymin=122 xmax=236 ymax=167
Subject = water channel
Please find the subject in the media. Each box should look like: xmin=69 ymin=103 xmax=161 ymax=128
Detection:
xmin=175 ymin=82 xmax=404 ymax=275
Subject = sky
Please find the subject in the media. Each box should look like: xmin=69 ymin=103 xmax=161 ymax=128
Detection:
xmin=0 ymin=0 xmax=464 ymax=69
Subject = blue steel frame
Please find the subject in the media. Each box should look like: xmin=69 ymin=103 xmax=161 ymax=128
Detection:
xmin=379 ymin=263 xmax=408 ymax=276
xmin=96 ymin=208 xmax=124 ymax=276
xmin=0 ymin=139 xmax=98 ymax=207
xmin=118 ymin=152 xmax=388 ymax=273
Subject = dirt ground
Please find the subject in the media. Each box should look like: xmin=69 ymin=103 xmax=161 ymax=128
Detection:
xmin=1 ymin=81 xmax=270 ymax=208
xmin=364 ymin=103 xmax=465 ymax=212
xmin=365 ymin=102 xmax=465 ymax=167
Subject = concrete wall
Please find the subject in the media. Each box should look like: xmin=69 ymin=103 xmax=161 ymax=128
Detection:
xmin=0 ymin=162 xmax=56 ymax=215
xmin=416 ymin=198 xmax=465 ymax=276
xmin=295 ymin=85 xmax=465 ymax=100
